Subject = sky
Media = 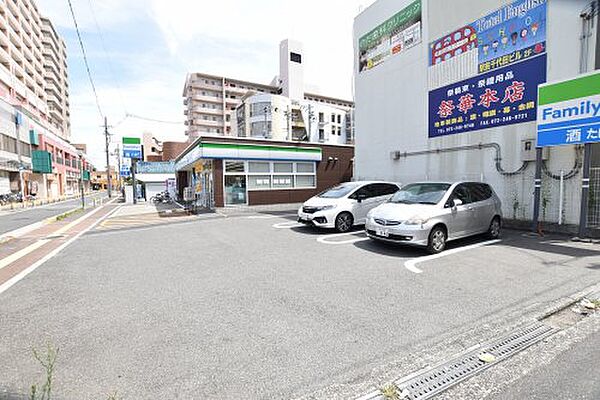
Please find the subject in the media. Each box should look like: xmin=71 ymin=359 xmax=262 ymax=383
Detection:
xmin=35 ymin=0 xmax=376 ymax=168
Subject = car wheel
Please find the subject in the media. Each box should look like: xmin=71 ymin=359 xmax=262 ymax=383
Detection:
xmin=487 ymin=217 xmax=501 ymax=239
xmin=335 ymin=212 xmax=354 ymax=233
xmin=427 ymin=226 xmax=447 ymax=254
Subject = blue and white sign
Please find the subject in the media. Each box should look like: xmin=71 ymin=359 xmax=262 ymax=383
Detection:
xmin=123 ymin=146 xmax=142 ymax=159
xmin=536 ymin=71 xmax=600 ymax=147
xmin=429 ymin=55 xmax=547 ymax=137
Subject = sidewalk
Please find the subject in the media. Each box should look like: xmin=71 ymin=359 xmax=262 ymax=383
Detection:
xmin=0 ymin=191 xmax=105 ymax=214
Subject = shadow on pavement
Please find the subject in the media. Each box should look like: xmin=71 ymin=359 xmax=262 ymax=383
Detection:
xmin=499 ymin=230 xmax=600 ymax=259
xmin=289 ymin=224 xmax=365 ymax=236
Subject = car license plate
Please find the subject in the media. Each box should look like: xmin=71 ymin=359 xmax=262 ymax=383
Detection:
xmin=376 ymin=228 xmax=389 ymax=237
xmin=300 ymin=213 xmax=312 ymax=222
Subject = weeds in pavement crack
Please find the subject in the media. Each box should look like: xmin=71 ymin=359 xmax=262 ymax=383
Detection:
xmin=381 ymin=383 xmax=400 ymax=400
xmin=30 ymin=343 xmax=58 ymax=400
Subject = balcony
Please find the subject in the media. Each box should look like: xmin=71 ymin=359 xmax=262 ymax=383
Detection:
xmin=190 ymin=80 xmax=223 ymax=91
xmin=192 ymin=119 xmax=222 ymax=127
xmin=191 ymin=94 xmax=222 ymax=104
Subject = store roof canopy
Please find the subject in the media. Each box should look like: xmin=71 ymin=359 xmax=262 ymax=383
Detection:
xmin=176 ymin=141 xmax=322 ymax=171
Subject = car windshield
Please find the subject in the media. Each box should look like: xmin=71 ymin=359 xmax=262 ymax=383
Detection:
xmin=389 ymin=183 xmax=451 ymax=205
xmin=318 ymin=183 xmax=360 ymax=199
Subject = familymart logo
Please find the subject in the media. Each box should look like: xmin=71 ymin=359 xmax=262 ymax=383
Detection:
xmin=536 ymin=72 xmax=600 ymax=147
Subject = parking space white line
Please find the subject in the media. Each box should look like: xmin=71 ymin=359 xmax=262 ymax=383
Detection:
xmin=247 ymin=214 xmax=297 ymax=219
xmin=317 ymin=231 xmax=370 ymax=245
xmin=272 ymin=221 xmax=305 ymax=229
xmin=404 ymin=239 xmax=502 ymax=274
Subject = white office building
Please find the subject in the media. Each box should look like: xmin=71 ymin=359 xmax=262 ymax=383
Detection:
xmin=354 ymin=0 xmax=599 ymax=230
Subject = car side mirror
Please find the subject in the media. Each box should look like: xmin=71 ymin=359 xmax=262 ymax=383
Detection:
xmin=452 ymin=198 xmax=463 ymax=208
xmin=356 ymin=193 xmax=366 ymax=203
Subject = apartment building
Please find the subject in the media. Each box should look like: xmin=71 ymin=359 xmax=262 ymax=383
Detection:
xmin=0 ymin=0 xmax=74 ymax=197
xmin=183 ymin=39 xmax=354 ymax=142
xmin=41 ymin=16 xmax=69 ymax=140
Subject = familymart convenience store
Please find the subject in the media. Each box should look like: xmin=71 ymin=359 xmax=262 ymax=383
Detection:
xmin=174 ymin=137 xmax=354 ymax=208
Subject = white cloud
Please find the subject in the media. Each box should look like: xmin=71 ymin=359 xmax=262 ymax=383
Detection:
xmin=35 ymin=0 xmax=378 ymax=169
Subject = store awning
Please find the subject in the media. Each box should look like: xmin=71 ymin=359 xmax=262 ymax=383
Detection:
xmin=176 ymin=141 xmax=322 ymax=171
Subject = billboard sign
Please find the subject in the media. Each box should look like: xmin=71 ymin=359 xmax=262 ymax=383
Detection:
xmin=429 ymin=0 xmax=546 ymax=90
xmin=122 ymin=137 xmax=142 ymax=159
xmin=358 ymin=0 xmax=422 ymax=73
xmin=537 ymin=71 xmax=600 ymax=147
xmin=429 ymin=55 xmax=546 ymax=138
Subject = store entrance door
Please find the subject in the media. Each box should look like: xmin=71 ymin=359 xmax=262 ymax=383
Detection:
xmin=224 ymin=175 xmax=247 ymax=205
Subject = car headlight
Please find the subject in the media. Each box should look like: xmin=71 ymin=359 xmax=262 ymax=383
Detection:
xmin=366 ymin=210 xmax=375 ymax=219
xmin=404 ymin=216 xmax=429 ymax=225
xmin=319 ymin=205 xmax=336 ymax=211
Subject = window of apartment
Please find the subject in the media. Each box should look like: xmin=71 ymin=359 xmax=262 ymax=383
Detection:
xmin=225 ymin=114 xmax=230 ymax=122
xmin=331 ymin=126 xmax=335 ymax=136
xmin=337 ymin=127 xmax=342 ymax=136
xmin=331 ymin=113 xmax=335 ymax=123
xmin=337 ymin=114 xmax=341 ymax=124
xmin=0 ymin=134 xmax=17 ymax=153
xmin=318 ymin=128 xmax=324 ymax=141
xmin=290 ymin=52 xmax=302 ymax=64
xmin=216 ymin=128 xmax=222 ymax=133
xmin=318 ymin=112 xmax=324 ymax=123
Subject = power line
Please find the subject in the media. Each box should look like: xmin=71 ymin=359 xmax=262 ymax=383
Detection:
xmin=126 ymin=113 xmax=183 ymax=125
xmin=67 ymin=0 xmax=103 ymax=119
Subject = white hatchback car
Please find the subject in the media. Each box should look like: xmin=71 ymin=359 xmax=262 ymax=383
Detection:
xmin=298 ymin=181 xmax=401 ymax=232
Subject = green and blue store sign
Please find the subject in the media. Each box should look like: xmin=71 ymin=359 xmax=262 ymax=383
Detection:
xmin=537 ymin=71 xmax=600 ymax=146
xmin=176 ymin=142 xmax=322 ymax=171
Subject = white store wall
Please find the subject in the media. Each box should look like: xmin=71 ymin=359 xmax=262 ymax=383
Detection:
xmin=354 ymin=0 xmax=595 ymax=225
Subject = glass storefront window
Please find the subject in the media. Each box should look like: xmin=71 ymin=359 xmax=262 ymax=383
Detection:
xmin=248 ymin=175 xmax=271 ymax=189
xmin=273 ymin=162 xmax=293 ymax=173
xmin=296 ymin=162 xmax=315 ymax=173
xmin=225 ymin=161 xmax=245 ymax=173
xmin=295 ymin=175 xmax=315 ymax=188
xmin=248 ymin=162 xmax=270 ymax=173
xmin=272 ymin=175 xmax=293 ymax=188
xmin=224 ymin=175 xmax=247 ymax=205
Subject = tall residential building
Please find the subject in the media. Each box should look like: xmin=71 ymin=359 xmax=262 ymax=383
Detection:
xmin=0 ymin=0 xmax=76 ymax=198
xmin=0 ymin=0 xmax=47 ymax=119
xmin=183 ymin=39 xmax=354 ymax=141
xmin=41 ymin=16 xmax=69 ymax=140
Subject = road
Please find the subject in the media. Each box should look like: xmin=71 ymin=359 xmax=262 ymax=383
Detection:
xmin=0 ymin=192 xmax=107 ymax=236
xmin=0 ymin=208 xmax=599 ymax=399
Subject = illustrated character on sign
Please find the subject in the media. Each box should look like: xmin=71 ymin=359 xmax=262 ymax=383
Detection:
xmin=501 ymin=34 xmax=509 ymax=49
xmin=492 ymin=40 xmax=499 ymax=53
xmin=521 ymin=28 xmax=528 ymax=42
xmin=511 ymin=32 xmax=518 ymax=45
xmin=482 ymin=43 xmax=490 ymax=56
xmin=531 ymin=22 xmax=539 ymax=36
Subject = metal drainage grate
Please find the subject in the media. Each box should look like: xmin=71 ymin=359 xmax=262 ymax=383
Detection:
xmin=396 ymin=322 xmax=556 ymax=400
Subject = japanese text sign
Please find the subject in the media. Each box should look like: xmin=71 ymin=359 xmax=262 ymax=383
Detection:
xmin=429 ymin=55 xmax=546 ymax=138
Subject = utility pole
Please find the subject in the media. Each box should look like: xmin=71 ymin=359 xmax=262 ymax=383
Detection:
xmin=14 ymin=112 xmax=25 ymax=198
xmin=79 ymin=152 xmax=85 ymax=209
xmin=104 ymin=116 xmax=112 ymax=198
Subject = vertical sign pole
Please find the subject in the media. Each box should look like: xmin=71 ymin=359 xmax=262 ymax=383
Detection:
xmin=132 ymin=158 xmax=138 ymax=205
xmin=532 ymin=147 xmax=543 ymax=233
xmin=578 ymin=144 xmax=592 ymax=238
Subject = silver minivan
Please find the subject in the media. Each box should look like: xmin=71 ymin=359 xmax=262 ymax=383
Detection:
xmin=365 ymin=182 xmax=502 ymax=253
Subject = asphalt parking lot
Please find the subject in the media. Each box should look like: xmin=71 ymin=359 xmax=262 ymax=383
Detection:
xmin=1 ymin=207 xmax=600 ymax=399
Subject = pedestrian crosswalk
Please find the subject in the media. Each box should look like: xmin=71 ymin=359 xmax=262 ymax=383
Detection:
xmin=95 ymin=210 xmax=197 ymax=232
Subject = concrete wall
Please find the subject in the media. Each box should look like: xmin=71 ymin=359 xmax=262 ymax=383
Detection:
xmin=353 ymin=0 xmax=594 ymax=225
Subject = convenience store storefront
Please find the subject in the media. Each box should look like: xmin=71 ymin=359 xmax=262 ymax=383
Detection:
xmin=174 ymin=137 xmax=354 ymax=208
